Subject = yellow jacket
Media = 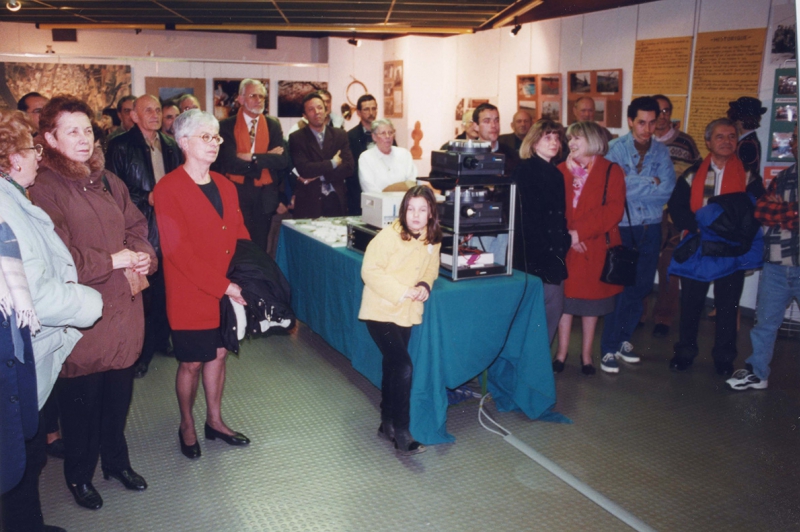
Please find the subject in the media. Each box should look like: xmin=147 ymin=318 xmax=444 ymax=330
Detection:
xmin=358 ymin=220 xmax=441 ymax=327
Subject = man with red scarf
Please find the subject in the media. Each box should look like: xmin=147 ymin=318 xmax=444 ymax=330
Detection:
xmin=213 ymin=79 xmax=290 ymax=250
xmin=667 ymin=118 xmax=766 ymax=375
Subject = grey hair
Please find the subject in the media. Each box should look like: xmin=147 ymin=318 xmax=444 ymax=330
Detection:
xmin=238 ymin=78 xmax=265 ymax=95
xmin=704 ymin=118 xmax=737 ymax=142
xmin=173 ymin=109 xmax=219 ymax=144
xmin=370 ymin=118 xmax=394 ymax=134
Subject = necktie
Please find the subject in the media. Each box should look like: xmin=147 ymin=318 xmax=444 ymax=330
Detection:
xmin=249 ymin=119 xmax=256 ymax=147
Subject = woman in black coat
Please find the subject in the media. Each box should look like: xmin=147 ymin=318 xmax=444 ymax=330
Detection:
xmin=512 ymin=119 xmax=572 ymax=353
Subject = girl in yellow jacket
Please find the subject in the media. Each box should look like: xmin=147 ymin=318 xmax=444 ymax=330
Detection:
xmin=358 ymin=186 xmax=442 ymax=455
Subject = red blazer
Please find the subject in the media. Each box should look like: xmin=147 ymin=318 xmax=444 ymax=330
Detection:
xmin=559 ymin=157 xmax=625 ymax=300
xmin=154 ymin=167 xmax=250 ymax=330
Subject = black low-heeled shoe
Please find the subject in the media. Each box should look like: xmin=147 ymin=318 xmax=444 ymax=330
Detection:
xmin=102 ymin=467 xmax=147 ymax=491
xmin=552 ymin=359 xmax=566 ymax=373
xmin=67 ymin=482 xmax=103 ymax=510
xmin=204 ymin=423 xmax=250 ymax=446
xmin=179 ymin=429 xmax=201 ymax=459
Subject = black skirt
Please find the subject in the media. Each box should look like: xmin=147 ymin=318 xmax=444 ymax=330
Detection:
xmin=171 ymin=328 xmax=224 ymax=363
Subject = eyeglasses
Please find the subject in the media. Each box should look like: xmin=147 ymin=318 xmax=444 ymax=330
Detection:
xmin=23 ymin=144 xmax=43 ymax=156
xmin=191 ymin=133 xmax=224 ymax=145
xmin=659 ymin=108 xmax=672 ymax=115
xmin=373 ymin=130 xmax=395 ymax=138
xmin=246 ymin=94 xmax=266 ymax=100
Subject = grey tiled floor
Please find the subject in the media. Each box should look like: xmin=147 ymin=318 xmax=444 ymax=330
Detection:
xmin=39 ymin=306 xmax=800 ymax=531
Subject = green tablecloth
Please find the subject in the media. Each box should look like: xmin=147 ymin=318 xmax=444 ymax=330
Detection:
xmin=275 ymin=223 xmax=561 ymax=444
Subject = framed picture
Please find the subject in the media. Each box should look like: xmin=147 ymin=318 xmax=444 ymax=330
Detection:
xmin=145 ymin=77 xmax=206 ymax=110
xmin=384 ymin=60 xmax=403 ymax=118
xmin=771 ymin=131 xmax=794 ymax=159
xmin=569 ymin=71 xmax=591 ymax=94
xmin=541 ymin=99 xmax=561 ymax=121
xmin=1 ymin=62 xmax=132 ymax=117
xmin=213 ymin=78 xmax=269 ymax=119
xmin=596 ymin=70 xmax=621 ymax=94
xmin=277 ymin=81 xmax=328 ymax=117
xmin=541 ymin=75 xmax=560 ymax=95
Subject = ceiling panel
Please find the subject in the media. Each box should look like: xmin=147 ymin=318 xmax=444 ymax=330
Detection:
xmin=0 ymin=0 xmax=658 ymax=37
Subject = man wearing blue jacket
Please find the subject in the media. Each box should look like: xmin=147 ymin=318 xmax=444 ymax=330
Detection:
xmin=601 ymin=97 xmax=676 ymax=373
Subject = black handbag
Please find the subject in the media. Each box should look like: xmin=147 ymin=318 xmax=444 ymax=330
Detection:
xmin=599 ymin=164 xmax=639 ymax=286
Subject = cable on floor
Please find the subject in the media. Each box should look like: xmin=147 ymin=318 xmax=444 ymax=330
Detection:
xmin=478 ymin=395 xmax=657 ymax=532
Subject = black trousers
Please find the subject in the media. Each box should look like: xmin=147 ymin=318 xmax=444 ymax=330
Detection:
xmin=57 ymin=366 xmax=135 ymax=485
xmin=366 ymin=321 xmax=413 ymax=432
xmin=0 ymin=411 xmax=46 ymax=532
xmin=674 ymin=270 xmax=745 ymax=367
xmin=234 ymin=180 xmax=272 ymax=251
xmin=40 ymin=392 xmax=59 ymax=435
xmin=138 ymin=266 xmax=171 ymax=369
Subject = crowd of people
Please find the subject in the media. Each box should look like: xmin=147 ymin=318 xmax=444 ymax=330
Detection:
xmin=1 ymin=78 xmax=797 ymax=530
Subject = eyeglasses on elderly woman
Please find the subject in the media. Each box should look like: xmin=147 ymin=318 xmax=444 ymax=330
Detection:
xmin=190 ymin=133 xmax=224 ymax=145
xmin=22 ymin=144 xmax=44 ymax=157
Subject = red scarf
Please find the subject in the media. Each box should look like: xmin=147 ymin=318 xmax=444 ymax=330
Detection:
xmin=227 ymin=108 xmax=272 ymax=186
xmin=690 ymin=154 xmax=746 ymax=213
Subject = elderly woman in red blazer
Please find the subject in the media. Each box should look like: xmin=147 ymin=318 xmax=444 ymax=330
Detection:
xmin=553 ymin=121 xmax=625 ymax=375
xmin=154 ymin=110 xmax=251 ymax=460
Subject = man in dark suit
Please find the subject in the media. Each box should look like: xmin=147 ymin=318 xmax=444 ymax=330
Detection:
xmin=498 ymin=109 xmax=532 ymax=153
xmin=473 ymin=102 xmax=519 ymax=175
xmin=289 ymin=92 xmax=355 ymax=219
xmin=107 ymin=94 xmax=183 ymax=378
xmin=213 ymin=79 xmax=290 ymax=250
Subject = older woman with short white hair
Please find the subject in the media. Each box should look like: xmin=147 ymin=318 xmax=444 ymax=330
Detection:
xmin=154 ymin=110 xmax=251 ymax=461
xmin=358 ymin=118 xmax=418 ymax=194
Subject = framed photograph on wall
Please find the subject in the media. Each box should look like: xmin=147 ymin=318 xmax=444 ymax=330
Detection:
xmin=277 ymin=81 xmax=328 ymax=117
xmin=596 ymin=70 xmax=621 ymax=94
xmin=384 ymin=60 xmax=403 ymax=118
xmin=768 ymin=68 xmax=797 ymax=162
xmin=145 ymin=77 xmax=206 ymax=110
xmin=569 ymin=72 xmax=591 ymax=94
xmin=0 ymin=62 xmax=132 ymax=117
xmin=517 ymin=74 xmax=562 ymax=122
xmin=213 ymin=78 xmax=269 ymax=119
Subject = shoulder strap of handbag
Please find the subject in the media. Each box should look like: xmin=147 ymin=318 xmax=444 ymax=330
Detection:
xmin=601 ymin=162 xmax=635 ymax=249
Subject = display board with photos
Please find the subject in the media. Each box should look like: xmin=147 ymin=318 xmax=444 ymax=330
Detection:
xmin=516 ymin=73 xmax=562 ymax=123
xmin=768 ymin=67 xmax=797 ymax=163
xmin=566 ymin=69 xmax=623 ymax=128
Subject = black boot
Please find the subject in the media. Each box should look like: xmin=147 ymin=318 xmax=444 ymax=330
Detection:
xmin=392 ymin=428 xmax=425 ymax=455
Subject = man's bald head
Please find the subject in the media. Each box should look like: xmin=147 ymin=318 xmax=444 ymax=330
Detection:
xmin=573 ymin=97 xmax=596 ymax=122
xmin=511 ymin=110 xmax=533 ymax=139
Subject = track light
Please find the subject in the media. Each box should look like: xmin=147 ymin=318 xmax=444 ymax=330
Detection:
xmin=6 ymin=1 xmax=21 ymax=12
xmin=347 ymin=37 xmax=361 ymax=47
xmin=510 ymin=24 xmax=521 ymax=37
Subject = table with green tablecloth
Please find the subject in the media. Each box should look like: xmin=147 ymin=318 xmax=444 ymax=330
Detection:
xmin=275 ymin=222 xmax=561 ymax=444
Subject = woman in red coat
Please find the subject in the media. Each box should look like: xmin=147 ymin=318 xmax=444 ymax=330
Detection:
xmin=154 ymin=110 xmax=251 ymax=460
xmin=553 ymin=121 xmax=625 ymax=375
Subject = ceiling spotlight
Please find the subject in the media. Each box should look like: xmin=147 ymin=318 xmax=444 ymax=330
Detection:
xmin=6 ymin=1 xmax=21 ymax=12
xmin=510 ymin=24 xmax=522 ymax=37
xmin=347 ymin=37 xmax=361 ymax=47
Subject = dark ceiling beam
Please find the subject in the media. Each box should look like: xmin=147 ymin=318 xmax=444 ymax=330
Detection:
xmin=150 ymin=0 xmax=193 ymax=23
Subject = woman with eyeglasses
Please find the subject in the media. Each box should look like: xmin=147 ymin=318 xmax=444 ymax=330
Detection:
xmin=0 ymin=109 xmax=102 ymax=530
xmin=153 ymin=110 xmax=251 ymax=461
xmin=28 ymin=96 xmax=156 ymax=511
xmin=358 ymin=118 xmax=418 ymax=194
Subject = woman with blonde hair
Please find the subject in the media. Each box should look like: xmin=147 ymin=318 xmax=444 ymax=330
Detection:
xmin=553 ymin=121 xmax=625 ymax=375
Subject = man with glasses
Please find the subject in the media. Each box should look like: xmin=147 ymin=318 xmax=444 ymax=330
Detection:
xmin=16 ymin=92 xmax=48 ymax=133
xmin=108 ymin=95 xmax=137 ymax=141
xmin=213 ymin=78 xmax=289 ymax=250
xmin=647 ymin=94 xmax=702 ymax=338
xmin=107 ymin=94 xmax=183 ymax=378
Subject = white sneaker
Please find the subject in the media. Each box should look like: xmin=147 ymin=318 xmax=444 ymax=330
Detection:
xmin=601 ymin=353 xmax=619 ymax=373
xmin=726 ymin=369 xmax=768 ymax=391
xmin=615 ymin=341 xmax=641 ymax=363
